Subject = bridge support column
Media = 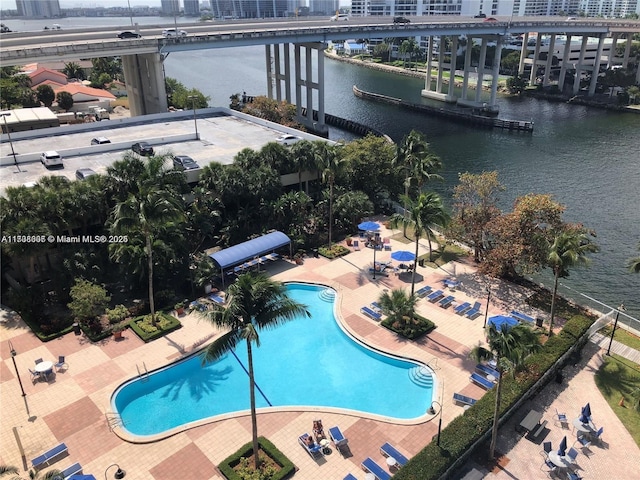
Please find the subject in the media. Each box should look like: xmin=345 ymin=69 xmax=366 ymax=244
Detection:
xmin=422 ymin=35 xmax=456 ymax=102
xmin=622 ymin=34 xmax=632 ymax=68
xmin=423 ymin=36 xmax=434 ymax=94
xmin=475 ymin=37 xmax=488 ymax=102
xmin=461 ymin=35 xmax=473 ymax=100
xmin=266 ymin=43 xmax=292 ymax=103
xmin=529 ymin=35 xmax=542 ymax=86
xmin=573 ymin=35 xmax=590 ymax=95
xmin=293 ymin=43 xmax=327 ymax=134
xmin=558 ymin=34 xmax=573 ymax=93
xmin=123 ymin=52 xmax=168 ymax=116
xmin=543 ymin=34 xmax=556 ymax=87
xmin=518 ymin=33 xmax=529 ymax=76
xmin=588 ymin=34 xmax=606 ymax=96
xmin=487 ymin=35 xmax=502 ymax=112
xmin=607 ymin=33 xmax=619 ymax=69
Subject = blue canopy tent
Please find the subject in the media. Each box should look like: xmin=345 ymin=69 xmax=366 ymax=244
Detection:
xmin=487 ymin=315 xmax=518 ymax=331
xmin=208 ymin=231 xmax=291 ymax=287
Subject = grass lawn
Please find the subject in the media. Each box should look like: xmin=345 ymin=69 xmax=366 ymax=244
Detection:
xmin=594 ymin=354 xmax=640 ymax=447
xmin=598 ymin=325 xmax=640 ymax=351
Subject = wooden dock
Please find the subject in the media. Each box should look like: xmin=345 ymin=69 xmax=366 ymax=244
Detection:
xmin=353 ymin=85 xmax=534 ymax=132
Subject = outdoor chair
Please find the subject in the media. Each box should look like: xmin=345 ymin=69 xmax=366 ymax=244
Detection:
xmin=298 ymin=433 xmax=323 ymax=459
xmin=380 ymin=442 xmax=409 ymax=467
xmin=29 ymin=369 xmax=41 ymax=384
xmin=574 ymin=434 xmax=592 ymax=456
xmin=543 ymin=441 xmax=553 ymax=455
xmin=566 ymin=472 xmax=583 ymax=480
xmin=466 ymin=302 xmax=482 ymax=319
xmin=553 ymin=408 xmax=569 ymax=429
xmin=453 ymin=392 xmax=477 ymax=407
xmin=539 ymin=451 xmax=557 ymax=477
xmin=353 ymin=240 xmax=360 ymax=250
xmin=328 ymin=426 xmax=349 ymax=456
xmin=34 ymin=358 xmax=43 ymax=365
xmin=591 ymin=426 xmax=604 ymax=445
xmin=361 ymin=457 xmax=391 ymax=480
xmin=54 ymin=356 xmax=68 ymax=372
xmin=566 ymin=447 xmax=579 ymax=464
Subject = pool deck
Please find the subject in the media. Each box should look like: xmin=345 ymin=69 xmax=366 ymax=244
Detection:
xmin=1 ymin=223 xmax=638 ymax=479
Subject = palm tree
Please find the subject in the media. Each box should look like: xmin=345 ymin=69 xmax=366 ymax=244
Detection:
xmin=547 ymin=228 xmax=598 ymax=335
xmin=290 ymin=140 xmax=315 ymax=192
xmin=200 ymin=273 xmax=310 ymax=469
xmin=0 ymin=466 xmax=62 ymax=480
xmin=470 ymin=323 xmax=541 ymax=460
xmin=627 ymin=241 xmax=640 ymax=273
xmin=0 ymin=465 xmax=19 ymax=479
xmin=378 ymin=288 xmax=418 ymax=324
xmin=390 ymin=192 xmax=449 ymax=295
xmin=314 ymin=142 xmax=344 ymax=246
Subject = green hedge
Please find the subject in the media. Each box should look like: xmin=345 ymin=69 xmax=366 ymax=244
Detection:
xmin=129 ymin=312 xmax=182 ymax=342
xmin=218 ymin=437 xmax=296 ymax=480
xmin=381 ymin=314 xmax=435 ymax=340
xmin=318 ymin=244 xmax=350 ymax=259
xmin=392 ymin=314 xmax=592 ymax=480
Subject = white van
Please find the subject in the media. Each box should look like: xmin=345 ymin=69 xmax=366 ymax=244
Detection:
xmin=330 ymin=14 xmax=349 ymax=21
xmin=40 ymin=151 xmax=63 ymax=167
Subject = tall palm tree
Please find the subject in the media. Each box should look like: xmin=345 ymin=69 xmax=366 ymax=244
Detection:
xmin=470 ymin=323 xmax=541 ymax=460
xmin=547 ymin=228 xmax=598 ymax=335
xmin=200 ymin=273 xmax=310 ymax=469
xmin=110 ymin=188 xmax=184 ymax=321
xmin=390 ymin=192 xmax=449 ymax=295
xmin=290 ymin=140 xmax=315 ymax=192
xmin=314 ymin=142 xmax=344 ymax=246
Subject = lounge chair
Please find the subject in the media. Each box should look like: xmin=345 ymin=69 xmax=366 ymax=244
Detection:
xmin=466 ymin=302 xmax=482 ymax=319
xmin=454 ymin=302 xmax=471 ymax=315
xmin=453 ymin=392 xmax=477 ymax=406
xmin=58 ymin=462 xmax=82 ymax=480
xmin=415 ymin=285 xmax=432 ymax=297
xmin=360 ymin=306 xmax=382 ymax=321
xmin=510 ymin=310 xmax=535 ymax=324
xmin=438 ymin=295 xmax=455 ymax=308
xmin=361 ymin=457 xmax=391 ymax=480
xmin=208 ymin=293 xmax=225 ymax=304
xmin=298 ymin=433 xmax=323 ymax=459
xmin=427 ymin=290 xmax=444 ymax=302
xmin=31 ymin=442 xmax=68 ymax=469
xmin=380 ymin=442 xmax=409 ymax=467
xmin=54 ymin=356 xmax=68 ymax=372
xmin=370 ymin=301 xmax=382 ymax=312
xmin=344 ymin=475 xmax=358 ymax=480
xmin=475 ymin=363 xmax=500 ymax=379
xmin=470 ymin=372 xmax=495 ymax=390
xmin=328 ymin=426 xmax=349 ymax=456
xmin=443 ymin=279 xmax=459 ymax=290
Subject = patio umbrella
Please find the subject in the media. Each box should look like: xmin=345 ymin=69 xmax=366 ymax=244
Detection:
xmin=558 ymin=436 xmax=567 ymax=456
xmin=580 ymin=403 xmax=591 ymax=423
xmin=487 ymin=315 xmax=518 ymax=331
xmin=391 ymin=250 xmax=416 ymax=262
xmin=358 ymin=221 xmax=380 ymax=232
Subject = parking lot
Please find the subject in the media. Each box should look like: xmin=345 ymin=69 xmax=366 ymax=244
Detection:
xmin=0 ymin=108 xmax=322 ymax=193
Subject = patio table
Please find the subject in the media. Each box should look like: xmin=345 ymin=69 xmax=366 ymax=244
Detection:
xmin=548 ymin=451 xmax=573 ymax=469
xmin=518 ymin=409 xmax=542 ymax=433
xmin=573 ymin=418 xmax=596 ymax=433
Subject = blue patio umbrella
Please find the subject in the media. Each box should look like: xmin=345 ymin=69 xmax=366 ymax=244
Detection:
xmin=391 ymin=250 xmax=416 ymax=262
xmin=558 ymin=436 xmax=567 ymax=456
xmin=358 ymin=221 xmax=380 ymax=232
xmin=580 ymin=403 xmax=592 ymax=423
xmin=487 ymin=315 xmax=518 ymax=331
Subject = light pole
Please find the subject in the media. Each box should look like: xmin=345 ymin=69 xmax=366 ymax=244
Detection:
xmin=606 ymin=303 xmax=626 ymax=356
xmin=104 ymin=463 xmax=126 ymax=479
xmin=8 ymin=340 xmax=26 ymax=397
xmin=187 ymin=95 xmax=198 ymax=139
xmin=1 ymin=112 xmax=20 ymax=172
xmin=483 ymin=286 xmax=491 ymax=328
xmin=428 ymin=400 xmax=443 ymax=447
xmin=127 ymin=0 xmax=134 ymax=26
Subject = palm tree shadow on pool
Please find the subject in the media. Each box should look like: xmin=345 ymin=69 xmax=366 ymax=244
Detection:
xmin=161 ymin=364 xmax=234 ymax=402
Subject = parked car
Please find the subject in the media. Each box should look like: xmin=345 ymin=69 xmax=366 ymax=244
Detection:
xmin=275 ymin=134 xmax=302 ymax=146
xmin=117 ymin=31 xmax=141 ymax=39
xmin=132 ymin=142 xmax=154 ymax=156
xmin=40 ymin=151 xmax=63 ymax=168
xmin=76 ymin=168 xmax=97 ymax=181
xmin=393 ymin=16 xmax=411 ymax=24
xmin=474 ymin=13 xmax=487 ymax=18
xmin=91 ymin=137 xmax=111 ymax=145
xmin=162 ymin=28 xmax=187 ymax=37
xmin=172 ymin=155 xmax=200 ymax=170
xmin=330 ymin=14 xmax=349 ymax=21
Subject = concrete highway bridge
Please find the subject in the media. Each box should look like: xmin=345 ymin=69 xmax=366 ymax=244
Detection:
xmin=2 ymin=16 xmax=639 ymax=131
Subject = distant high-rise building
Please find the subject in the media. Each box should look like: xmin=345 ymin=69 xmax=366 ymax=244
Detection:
xmin=161 ymin=0 xmax=181 ymax=15
xmin=208 ymin=0 xmax=289 ymax=18
xmin=184 ymin=0 xmax=200 ymax=15
xmin=16 ymin=0 xmax=61 ymax=18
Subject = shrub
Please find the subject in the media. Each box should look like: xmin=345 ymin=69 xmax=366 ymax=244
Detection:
xmin=381 ymin=314 xmax=435 ymax=339
xmin=318 ymin=244 xmax=350 ymax=259
xmin=106 ymin=304 xmax=129 ymax=324
xmin=130 ymin=312 xmax=181 ymax=342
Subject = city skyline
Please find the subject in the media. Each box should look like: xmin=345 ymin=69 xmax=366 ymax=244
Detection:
xmin=2 ymin=1 xmax=165 ymax=9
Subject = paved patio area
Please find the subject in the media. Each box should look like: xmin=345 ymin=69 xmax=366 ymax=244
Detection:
xmin=1 ymin=223 xmax=638 ymax=479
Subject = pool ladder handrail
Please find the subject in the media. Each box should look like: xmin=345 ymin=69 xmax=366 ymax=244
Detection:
xmin=105 ymin=411 xmax=123 ymax=431
xmin=136 ymin=362 xmax=149 ymax=382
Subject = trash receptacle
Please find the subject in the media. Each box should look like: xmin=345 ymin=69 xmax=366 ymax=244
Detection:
xmin=418 ymin=259 xmax=425 ymax=267
xmin=536 ymin=317 xmax=544 ymax=328
xmin=72 ymin=322 xmax=81 ymax=335
xmin=313 ymin=249 xmax=319 ymax=258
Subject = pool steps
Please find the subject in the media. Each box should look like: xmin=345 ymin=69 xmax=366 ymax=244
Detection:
xmin=318 ymin=288 xmax=336 ymax=302
xmin=408 ymin=366 xmax=434 ymax=388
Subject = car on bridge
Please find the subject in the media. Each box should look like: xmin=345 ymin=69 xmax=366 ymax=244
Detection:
xmin=275 ymin=134 xmax=302 ymax=146
xmin=163 ymin=28 xmax=188 ymax=38
xmin=118 ymin=31 xmax=141 ymax=39
xmin=330 ymin=14 xmax=349 ymax=21
xmin=132 ymin=142 xmax=154 ymax=156
xmin=41 ymin=151 xmax=63 ymax=168
xmin=76 ymin=168 xmax=97 ymax=181
xmin=393 ymin=16 xmax=411 ymax=24
xmin=172 ymin=155 xmax=200 ymax=170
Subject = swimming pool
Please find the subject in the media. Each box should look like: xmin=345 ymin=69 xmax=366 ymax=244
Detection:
xmin=112 ymin=283 xmax=434 ymax=438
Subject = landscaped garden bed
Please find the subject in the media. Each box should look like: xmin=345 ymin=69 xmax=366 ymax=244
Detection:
xmin=218 ymin=437 xmax=295 ymax=480
xmin=129 ymin=312 xmax=182 ymax=342
xmin=381 ymin=313 xmax=435 ymax=339
xmin=318 ymin=244 xmax=350 ymax=259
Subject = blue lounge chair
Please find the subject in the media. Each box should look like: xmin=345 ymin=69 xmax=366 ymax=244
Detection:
xmin=453 ymin=392 xmax=477 ymax=406
xmin=475 ymin=363 xmax=500 ymax=379
xmin=59 ymin=462 xmax=82 ymax=479
xmin=370 ymin=301 xmax=382 ymax=312
xmin=31 ymin=442 xmax=68 ymax=469
xmin=427 ymin=290 xmax=444 ymax=302
xmin=415 ymin=285 xmax=432 ymax=297
xmin=380 ymin=442 xmax=409 ymax=467
xmin=443 ymin=279 xmax=459 ymax=289
xmin=438 ymin=295 xmax=455 ymax=308
xmin=329 ymin=426 xmax=349 ymax=456
xmin=454 ymin=302 xmax=471 ymax=315
xmin=344 ymin=475 xmax=358 ymax=480
xmin=208 ymin=294 xmax=225 ymax=304
xmin=360 ymin=306 xmax=382 ymax=321
xmin=510 ymin=310 xmax=535 ymax=324
xmin=470 ymin=372 xmax=495 ymax=390
xmin=466 ymin=301 xmax=482 ymax=319
xmin=361 ymin=457 xmax=391 ymax=480
xmin=298 ymin=433 xmax=323 ymax=459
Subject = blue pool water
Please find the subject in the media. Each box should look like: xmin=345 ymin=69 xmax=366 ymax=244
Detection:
xmin=112 ymin=283 xmax=434 ymax=437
